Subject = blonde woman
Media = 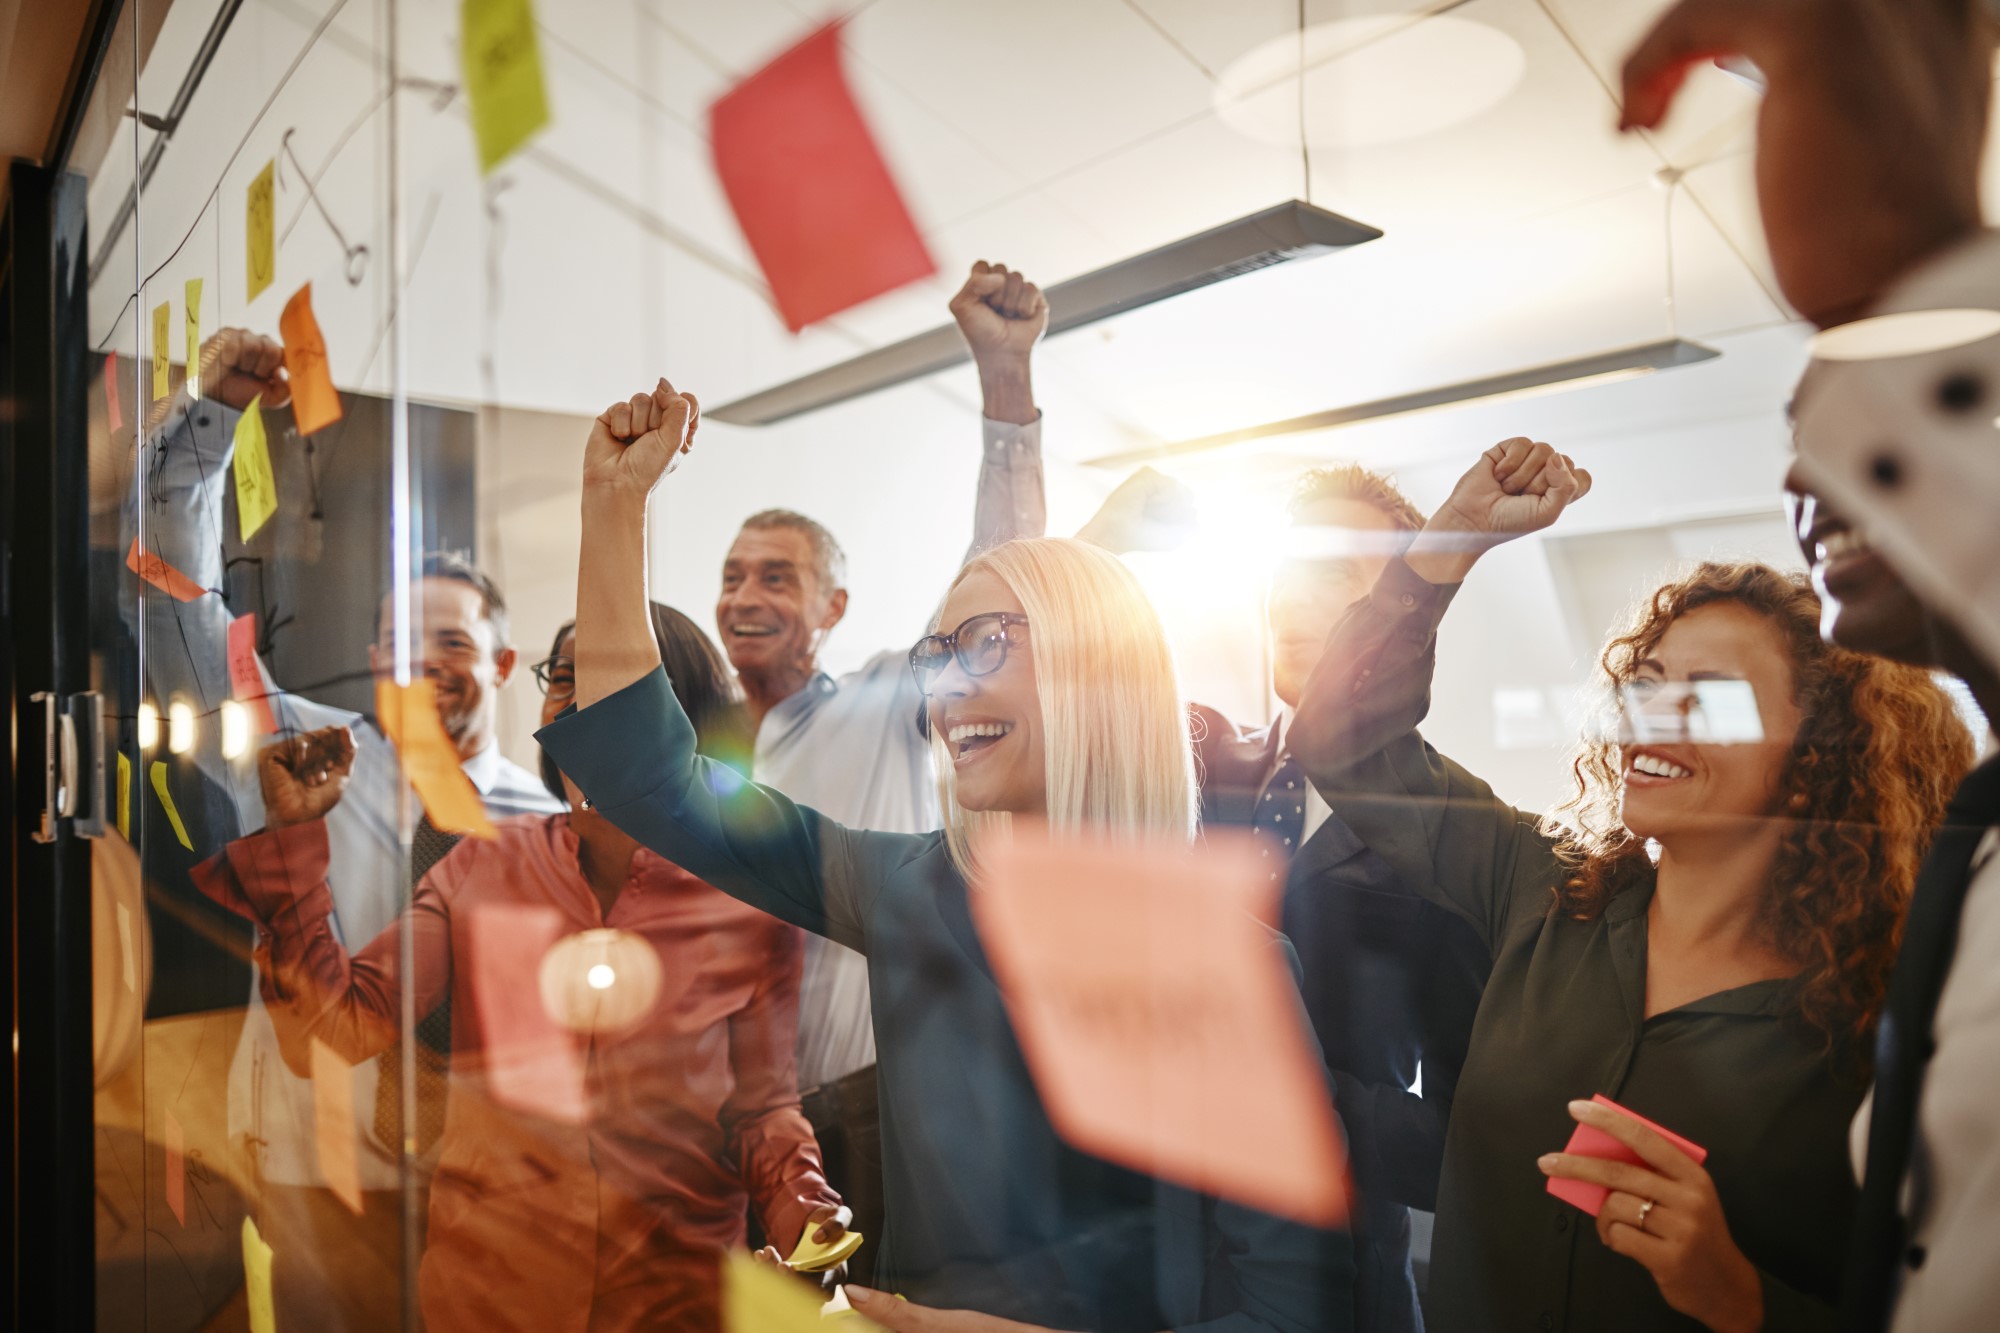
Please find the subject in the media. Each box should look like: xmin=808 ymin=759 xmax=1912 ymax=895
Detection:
xmin=537 ymin=381 xmax=1346 ymax=1333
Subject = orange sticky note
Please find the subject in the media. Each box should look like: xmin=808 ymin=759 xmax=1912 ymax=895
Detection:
xmin=708 ymin=22 xmax=936 ymax=332
xmin=233 ymin=393 xmax=278 ymax=540
xmin=126 ymin=538 xmax=207 ymax=602
xmin=975 ymin=827 xmax=1347 ymax=1226
xmin=164 ymin=1108 xmax=186 ymax=1226
xmin=1547 ymin=1095 xmax=1707 ymax=1218
xmin=468 ymin=903 xmax=587 ymax=1123
xmin=227 ymin=615 xmax=280 ymax=736
xmin=247 ymin=160 xmax=276 ymax=302
xmin=279 ymin=283 xmax=343 ymax=435
xmin=311 ymin=1038 xmax=365 ymax=1214
xmin=104 ymin=353 xmax=123 ymax=430
xmin=375 ymin=678 xmax=496 ymax=839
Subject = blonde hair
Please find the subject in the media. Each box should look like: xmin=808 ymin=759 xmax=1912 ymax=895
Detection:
xmin=929 ymin=538 xmax=1198 ymax=877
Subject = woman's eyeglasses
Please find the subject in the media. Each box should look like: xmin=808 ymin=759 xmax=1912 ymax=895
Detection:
xmin=532 ymin=655 xmax=575 ymax=701
xmin=909 ymin=613 xmax=1028 ymax=696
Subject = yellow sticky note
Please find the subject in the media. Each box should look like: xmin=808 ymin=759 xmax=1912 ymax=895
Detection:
xmin=116 ymin=751 xmax=131 ymax=840
xmin=234 ymin=394 xmax=277 ymax=541
xmin=242 ymin=1216 xmax=276 ymax=1333
xmin=376 ymin=679 xmax=497 ymax=840
xmin=149 ymin=761 xmax=193 ymax=851
xmin=722 ymin=1250 xmax=829 ymax=1333
xmin=247 ymin=160 xmax=275 ymax=302
xmin=311 ymin=1039 xmax=365 ymax=1215
xmin=117 ymin=901 xmax=137 ymax=993
xmin=151 ymin=301 xmax=170 ymax=403
xmin=462 ymin=0 xmax=552 ymax=174
xmin=788 ymin=1226 xmax=865 ymax=1273
xmin=185 ymin=278 xmax=203 ymax=400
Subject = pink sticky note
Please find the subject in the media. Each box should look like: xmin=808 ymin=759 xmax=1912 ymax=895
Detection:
xmin=105 ymin=353 xmax=123 ymax=431
xmin=708 ymin=22 xmax=937 ymax=333
xmin=228 ymin=615 xmax=280 ymax=737
xmin=469 ymin=904 xmax=587 ymax=1124
xmin=1546 ymin=1094 xmax=1709 ymax=1217
xmin=164 ymin=1109 xmax=186 ymax=1226
xmin=975 ymin=827 xmax=1347 ymax=1226
xmin=311 ymin=1038 xmax=365 ymax=1215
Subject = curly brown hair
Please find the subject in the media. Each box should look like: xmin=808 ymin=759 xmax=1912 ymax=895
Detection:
xmin=1545 ymin=561 xmax=1972 ymax=1073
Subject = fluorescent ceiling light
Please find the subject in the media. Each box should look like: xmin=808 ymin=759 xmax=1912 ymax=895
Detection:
xmin=708 ymin=201 xmax=1381 ymax=426
xmin=1083 ymin=339 xmax=1721 ymax=470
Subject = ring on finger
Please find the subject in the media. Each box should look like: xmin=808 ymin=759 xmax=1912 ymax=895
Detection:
xmin=1636 ymin=1198 xmax=1657 ymax=1232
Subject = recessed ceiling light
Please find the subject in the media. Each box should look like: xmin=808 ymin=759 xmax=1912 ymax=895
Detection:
xmin=1214 ymin=16 xmax=1526 ymax=150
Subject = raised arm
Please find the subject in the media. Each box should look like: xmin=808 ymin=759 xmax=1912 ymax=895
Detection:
xmin=189 ymin=727 xmax=452 ymax=1073
xmin=1288 ymin=440 xmax=1592 ymax=950
xmin=556 ymin=381 xmax=919 ymax=948
xmin=950 ymin=262 xmax=1049 ymax=560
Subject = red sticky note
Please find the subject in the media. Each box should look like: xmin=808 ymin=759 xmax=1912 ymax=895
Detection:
xmin=708 ymin=22 xmax=936 ymax=333
xmin=468 ymin=904 xmax=587 ymax=1124
xmin=311 ymin=1038 xmax=365 ymax=1214
xmin=279 ymin=282 xmax=343 ymax=435
xmin=975 ymin=827 xmax=1347 ymax=1226
xmin=1546 ymin=1094 xmax=1709 ymax=1217
xmin=164 ymin=1109 xmax=186 ymax=1226
xmin=126 ymin=538 xmax=207 ymax=601
xmin=104 ymin=353 xmax=123 ymax=431
xmin=227 ymin=615 xmax=280 ymax=737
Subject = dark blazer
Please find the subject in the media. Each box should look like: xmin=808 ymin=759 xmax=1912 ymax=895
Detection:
xmin=1194 ymin=704 xmax=1491 ymax=1332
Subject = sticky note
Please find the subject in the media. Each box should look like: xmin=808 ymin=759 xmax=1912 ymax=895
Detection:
xmin=789 ymin=1225 xmax=864 ymax=1273
xmin=150 ymin=762 xmax=193 ymax=851
xmin=708 ymin=22 xmax=936 ymax=332
xmin=468 ymin=903 xmax=586 ymax=1123
xmin=975 ymin=827 xmax=1347 ymax=1226
xmin=311 ymin=1038 xmax=366 ymax=1215
xmin=242 ymin=1216 xmax=276 ymax=1333
xmin=461 ymin=0 xmax=552 ymax=174
xmin=151 ymin=301 xmax=170 ymax=403
xmin=104 ymin=353 xmax=122 ymax=431
xmin=185 ymin=278 xmax=203 ymax=400
xmin=116 ymin=751 xmax=131 ymax=839
xmin=1547 ymin=1094 xmax=1708 ymax=1218
xmin=227 ymin=615 xmax=280 ymax=737
xmin=247 ymin=161 xmax=275 ymax=302
xmin=233 ymin=394 xmax=278 ymax=541
xmin=722 ymin=1249 xmax=829 ymax=1332
xmin=164 ymin=1109 xmax=186 ymax=1226
xmin=126 ymin=538 xmax=207 ymax=601
xmin=376 ymin=679 xmax=497 ymax=840
xmin=279 ymin=282 xmax=343 ymax=435
xmin=117 ymin=901 xmax=137 ymax=993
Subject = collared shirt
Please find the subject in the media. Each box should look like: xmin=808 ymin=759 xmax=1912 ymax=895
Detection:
xmin=194 ymin=813 xmax=836 ymax=1333
xmin=1273 ymin=707 xmax=1333 ymax=844
xmin=1847 ymin=830 xmax=2000 ymax=1332
xmin=1293 ymin=557 xmax=1855 ymax=1331
xmin=138 ymin=398 xmax=561 ymax=1189
xmin=758 ymin=415 xmax=1044 ymax=1089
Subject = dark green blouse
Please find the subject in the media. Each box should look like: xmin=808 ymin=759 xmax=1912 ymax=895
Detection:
xmin=1289 ymin=557 xmax=1856 ymax=1332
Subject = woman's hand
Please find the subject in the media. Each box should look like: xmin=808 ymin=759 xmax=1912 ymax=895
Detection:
xmin=1404 ymin=438 xmax=1591 ymax=585
xmin=804 ymin=1202 xmax=853 ymax=1245
xmin=843 ymin=1286 xmax=1083 ymax=1333
xmin=259 ymin=726 xmax=357 ymax=830
xmin=581 ymin=377 xmax=700 ymax=506
xmin=1539 ymin=1099 xmax=1764 ymax=1333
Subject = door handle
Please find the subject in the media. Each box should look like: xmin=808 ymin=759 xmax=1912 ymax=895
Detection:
xmin=72 ymin=692 xmax=107 ymax=840
xmin=29 ymin=690 xmax=108 ymax=841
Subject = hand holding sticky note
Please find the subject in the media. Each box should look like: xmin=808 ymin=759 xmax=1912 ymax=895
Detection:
xmin=975 ymin=827 xmax=1347 ymax=1226
xmin=788 ymin=1224 xmax=863 ymax=1274
xmin=1545 ymin=1094 xmax=1708 ymax=1217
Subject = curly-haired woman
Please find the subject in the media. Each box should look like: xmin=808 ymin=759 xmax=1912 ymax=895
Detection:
xmin=1290 ymin=439 xmax=1973 ymax=1332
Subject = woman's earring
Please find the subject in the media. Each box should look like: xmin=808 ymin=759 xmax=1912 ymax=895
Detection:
xmin=1787 ymin=789 xmax=1809 ymax=812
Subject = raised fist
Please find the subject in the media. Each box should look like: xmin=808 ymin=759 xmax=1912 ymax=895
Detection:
xmin=259 ymin=726 xmax=357 ymax=830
